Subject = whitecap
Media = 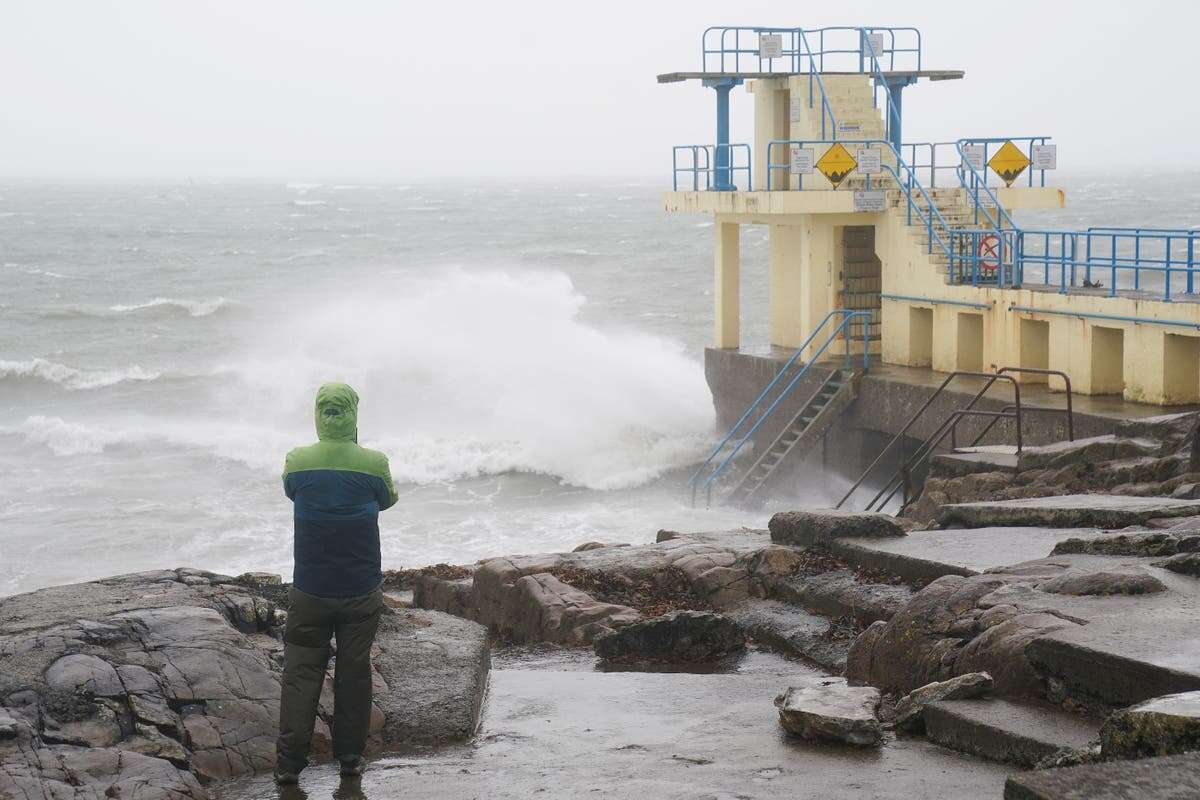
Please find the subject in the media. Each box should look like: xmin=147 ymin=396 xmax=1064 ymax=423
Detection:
xmin=107 ymin=297 xmax=234 ymax=317
xmin=0 ymin=358 xmax=162 ymax=390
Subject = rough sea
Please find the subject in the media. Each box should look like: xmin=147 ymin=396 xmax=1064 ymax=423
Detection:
xmin=1 ymin=172 xmax=1195 ymax=595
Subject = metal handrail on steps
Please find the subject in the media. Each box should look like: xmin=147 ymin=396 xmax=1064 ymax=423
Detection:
xmin=689 ymin=310 xmax=872 ymax=507
xmin=864 ymin=372 xmax=1023 ymax=513
xmin=965 ymin=367 xmax=1074 ymax=446
xmin=835 ymin=370 xmax=1025 ymax=511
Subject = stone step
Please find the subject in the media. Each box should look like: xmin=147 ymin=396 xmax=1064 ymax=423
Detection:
xmin=827 ymin=527 xmax=1114 ymax=586
xmin=1004 ymin=752 xmax=1200 ymax=800
xmin=923 ymin=698 xmax=1098 ymax=768
xmin=769 ymin=569 xmax=912 ymax=627
xmin=1028 ymin=616 xmax=1200 ymax=708
xmin=936 ymin=494 xmax=1200 ymax=529
xmin=929 ymin=448 xmax=1020 ymax=478
xmin=724 ymin=599 xmax=851 ymax=672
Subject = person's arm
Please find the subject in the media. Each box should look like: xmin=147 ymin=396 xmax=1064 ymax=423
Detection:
xmin=282 ymin=453 xmax=296 ymax=500
xmin=378 ymin=459 xmax=398 ymax=511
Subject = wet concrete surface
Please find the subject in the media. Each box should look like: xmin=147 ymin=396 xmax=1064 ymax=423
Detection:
xmin=834 ymin=527 xmax=1114 ymax=580
xmin=216 ymin=647 xmax=1010 ymax=800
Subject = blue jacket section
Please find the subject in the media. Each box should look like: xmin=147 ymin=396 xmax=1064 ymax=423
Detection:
xmin=285 ymin=469 xmax=390 ymax=597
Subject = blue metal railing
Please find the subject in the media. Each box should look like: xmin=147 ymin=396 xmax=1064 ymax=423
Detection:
xmin=945 ymin=228 xmax=1200 ymax=301
xmin=901 ymin=138 xmax=1053 ymax=189
xmin=765 ymin=138 xmax=955 ymax=259
xmin=672 ymin=144 xmax=752 ymax=191
xmin=700 ymin=26 xmax=920 ymax=74
xmin=688 ymin=310 xmax=872 ymax=506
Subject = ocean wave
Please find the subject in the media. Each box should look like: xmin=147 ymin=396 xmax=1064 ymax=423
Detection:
xmin=0 ymin=358 xmax=162 ymax=390
xmin=292 ymin=199 xmax=326 ymax=207
xmin=106 ymin=297 xmax=235 ymax=317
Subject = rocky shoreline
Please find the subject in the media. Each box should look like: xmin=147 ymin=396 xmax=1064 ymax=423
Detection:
xmin=4 ymin=412 xmax=1200 ymax=798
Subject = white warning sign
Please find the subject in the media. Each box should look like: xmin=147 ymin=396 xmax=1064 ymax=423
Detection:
xmin=789 ymin=95 xmax=802 ymax=123
xmin=759 ymin=33 xmax=783 ymax=59
xmin=854 ymin=191 xmax=887 ymax=212
xmin=857 ymin=148 xmax=882 ymax=175
xmin=863 ymin=33 xmax=886 ymax=59
xmin=790 ymin=146 xmax=814 ymax=175
xmin=1031 ymin=144 xmax=1057 ymax=170
xmin=960 ymin=144 xmax=985 ymax=172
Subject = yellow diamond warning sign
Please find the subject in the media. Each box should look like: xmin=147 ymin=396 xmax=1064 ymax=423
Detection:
xmin=988 ymin=141 xmax=1030 ymax=187
xmin=816 ymin=142 xmax=857 ymax=189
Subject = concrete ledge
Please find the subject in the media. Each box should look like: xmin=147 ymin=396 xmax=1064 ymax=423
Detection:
xmin=923 ymin=698 xmax=1097 ymax=767
xmin=1004 ymin=752 xmax=1200 ymax=800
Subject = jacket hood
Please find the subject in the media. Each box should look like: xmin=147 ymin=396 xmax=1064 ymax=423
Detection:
xmin=314 ymin=382 xmax=359 ymax=442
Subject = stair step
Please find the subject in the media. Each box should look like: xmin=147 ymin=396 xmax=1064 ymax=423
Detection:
xmin=923 ymin=699 xmax=1098 ymax=768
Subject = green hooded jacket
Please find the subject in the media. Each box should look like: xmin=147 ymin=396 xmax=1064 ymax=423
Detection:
xmin=282 ymin=383 xmax=397 ymax=596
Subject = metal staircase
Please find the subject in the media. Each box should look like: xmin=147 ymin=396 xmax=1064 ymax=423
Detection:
xmin=724 ymin=368 xmax=858 ymax=506
xmin=688 ymin=310 xmax=873 ymax=508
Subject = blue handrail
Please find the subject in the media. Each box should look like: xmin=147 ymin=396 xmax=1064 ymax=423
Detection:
xmin=699 ymin=26 xmax=921 ymax=74
xmin=672 ymin=143 xmax=752 ymax=191
xmin=688 ymin=310 xmax=872 ymax=506
xmin=765 ymin=138 xmax=955 ymax=259
xmin=797 ymin=29 xmax=838 ymax=139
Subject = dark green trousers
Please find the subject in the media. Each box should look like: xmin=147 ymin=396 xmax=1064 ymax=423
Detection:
xmin=276 ymin=585 xmax=383 ymax=772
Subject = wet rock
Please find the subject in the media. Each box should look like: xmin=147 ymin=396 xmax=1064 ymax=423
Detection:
xmin=937 ymin=494 xmax=1200 ymax=530
xmin=1039 ymin=570 xmax=1166 ymax=596
xmin=774 ymin=570 xmax=911 ymax=627
xmin=0 ymin=568 xmax=490 ymax=798
xmin=770 ymin=509 xmax=907 ymax=547
xmin=775 ymin=678 xmax=882 ymax=747
xmin=1007 ymin=751 xmax=1200 ymax=799
xmin=235 ymin=571 xmax=282 ymax=587
xmin=1158 ymin=552 xmax=1200 ymax=577
xmin=508 ymin=572 xmax=641 ymax=645
xmin=593 ymin=611 xmax=744 ymax=663
xmin=726 ymin=601 xmax=851 ymax=673
xmin=893 ymin=672 xmax=994 ymax=732
xmin=44 ymin=654 xmax=125 ymax=697
xmin=1031 ymin=744 xmax=1102 ymax=770
xmin=572 ymin=541 xmax=628 ymax=552
xmin=1051 ymin=530 xmax=1200 ymax=557
xmin=1100 ymin=690 xmax=1200 ymax=759
xmin=1016 ymin=435 xmax=1160 ymax=472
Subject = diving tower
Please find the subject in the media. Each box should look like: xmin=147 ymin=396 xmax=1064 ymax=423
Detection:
xmin=662 ymin=26 xmax=1200 ymax=409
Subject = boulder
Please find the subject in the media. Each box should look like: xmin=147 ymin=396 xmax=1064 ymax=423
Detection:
xmin=506 ymin=573 xmax=641 ymax=645
xmin=775 ymin=678 xmax=883 ymax=747
xmin=593 ymin=611 xmax=744 ymax=663
xmin=0 ymin=568 xmax=491 ymax=799
xmin=769 ymin=509 xmax=906 ymax=547
xmin=1158 ymin=552 xmax=1200 ymax=577
xmin=1101 ymin=690 xmax=1200 ymax=759
xmin=1052 ymin=531 xmax=1200 ymax=557
xmin=1039 ymin=570 xmax=1166 ymax=596
xmin=1016 ymin=435 xmax=1160 ymax=472
xmin=892 ymin=672 xmax=994 ymax=732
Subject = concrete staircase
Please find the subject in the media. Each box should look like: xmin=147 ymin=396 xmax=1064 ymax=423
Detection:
xmin=724 ymin=369 xmax=858 ymax=506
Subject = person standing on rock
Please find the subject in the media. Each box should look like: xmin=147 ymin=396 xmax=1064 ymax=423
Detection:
xmin=275 ymin=382 xmax=398 ymax=784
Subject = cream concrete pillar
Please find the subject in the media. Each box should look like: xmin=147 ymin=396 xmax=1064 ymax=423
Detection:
xmin=714 ymin=220 xmax=740 ymax=349
xmin=768 ymin=224 xmax=804 ymax=348
xmin=751 ymin=78 xmax=789 ymax=191
xmin=796 ymin=217 xmax=838 ymax=360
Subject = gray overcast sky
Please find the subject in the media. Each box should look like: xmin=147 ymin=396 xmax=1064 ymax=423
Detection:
xmin=1 ymin=1 xmax=1194 ymax=179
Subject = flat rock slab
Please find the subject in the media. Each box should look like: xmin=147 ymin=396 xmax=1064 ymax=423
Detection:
xmin=937 ymin=495 xmax=1200 ymax=530
xmin=932 ymin=450 xmax=1020 ymax=478
xmin=725 ymin=600 xmax=851 ymax=672
xmin=1028 ymin=615 xmax=1200 ymax=707
xmin=769 ymin=509 xmax=907 ymax=547
xmin=1004 ymin=751 xmax=1200 ymax=800
xmin=923 ymin=698 xmax=1098 ymax=767
xmin=593 ymin=611 xmax=744 ymax=664
xmin=832 ymin=528 xmax=1112 ymax=584
xmin=776 ymin=678 xmax=883 ymax=746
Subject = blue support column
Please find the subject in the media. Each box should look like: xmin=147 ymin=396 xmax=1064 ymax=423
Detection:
xmin=880 ymin=75 xmax=916 ymax=154
xmin=704 ymin=77 xmax=743 ymax=191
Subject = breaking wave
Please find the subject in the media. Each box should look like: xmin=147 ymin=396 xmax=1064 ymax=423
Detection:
xmin=107 ymin=297 xmax=234 ymax=317
xmin=11 ymin=270 xmax=718 ymax=491
xmin=0 ymin=358 xmax=162 ymax=390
